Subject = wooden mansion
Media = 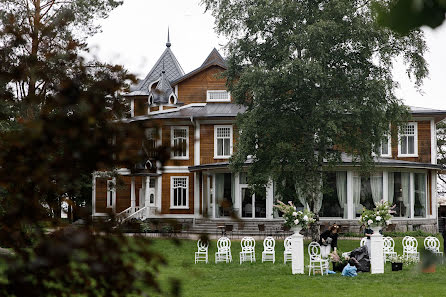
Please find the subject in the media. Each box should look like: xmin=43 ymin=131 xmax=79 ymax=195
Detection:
xmin=92 ymin=37 xmax=446 ymax=233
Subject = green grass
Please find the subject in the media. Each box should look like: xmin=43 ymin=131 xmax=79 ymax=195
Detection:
xmin=149 ymin=237 xmax=446 ymax=297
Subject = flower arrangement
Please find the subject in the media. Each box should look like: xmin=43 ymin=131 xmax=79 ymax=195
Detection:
xmin=389 ymin=254 xmax=418 ymax=265
xmin=359 ymin=200 xmax=394 ymax=228
xmin=274 ymin=200 xmax=316 ymax=228
xmin=329 ymin=249 xmax=349 ymax=265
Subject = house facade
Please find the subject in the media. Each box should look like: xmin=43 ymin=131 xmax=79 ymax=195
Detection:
xmin=92 ymin=40 xmax=446 ymax=232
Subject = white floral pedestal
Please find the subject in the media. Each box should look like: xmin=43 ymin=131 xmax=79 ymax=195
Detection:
xmin=291 ymin=226 xmax=304 ymax=274
xmin=370 ymin=226 xmax=384 ymax=274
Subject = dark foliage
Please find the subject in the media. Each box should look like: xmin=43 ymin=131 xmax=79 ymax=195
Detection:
xmin=0 ymin=1 xmax=178 ymax=296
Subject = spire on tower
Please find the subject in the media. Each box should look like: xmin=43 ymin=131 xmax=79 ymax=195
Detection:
xmin=166 ymin=27 xmax=171 ymax=48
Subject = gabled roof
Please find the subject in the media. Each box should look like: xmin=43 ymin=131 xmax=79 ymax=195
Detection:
xmin=201 ymin=48 xmax=226 ymax=67
xmin=126 ymin=43 xmax=184 ymax=96
xmin=171 ymin=48 xmax=227 ymax=86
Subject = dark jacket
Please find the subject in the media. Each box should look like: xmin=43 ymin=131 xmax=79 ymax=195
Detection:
xmin=319 ymin=230 xmax=338 ymax=248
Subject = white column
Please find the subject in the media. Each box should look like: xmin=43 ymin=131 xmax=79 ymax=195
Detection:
xmin=431 ymin=119 xmax=436 ymax=164
xmin=266 ymin=179 xmax=274 ymax=219
xmin=130 ymin=177 xmax=136 ymax=212
xmin=194 ymin=121 xmax=200 ymax=165
xmin=291 ymin=231 xmax=304 ymax=274
xmin=347 ymin=171 xmax=353 ymax=219
xmin=112 ymin=177 xmax=117 ymax=213
xmin=383 ymin=171 xmax=388 ymax=202
xmin=156 ymin=176 xmax=162 ymax=214
xmin=92 ymin=173 xmax=96 ymax=215
xmin=431 ymin=171 xmax=437 ymax=219
xmin=212 ymin=174 xmax=216 ymax=219
xmin=410 ymin=172 xmax=415 ymax=219
xmin=194 ymin=172 xmax=200 ymax=218
xmin=145 ymin=177 xmax=150 ymax=218
xmin=234 ymin=172 xmax=241 ymax=217
xmin=370 ymin=231 xmax=384 ymax=274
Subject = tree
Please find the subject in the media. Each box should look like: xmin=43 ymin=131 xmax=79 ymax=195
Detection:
xmin=0 ymin=0 xmax=126 ymax=218
xmin=375 ymin=0 xmax=446 ymax=35
xmin=202 ymin=0 xmax=428 ymax=214
xmin=0 ymin=1 xmax=177 ymax=296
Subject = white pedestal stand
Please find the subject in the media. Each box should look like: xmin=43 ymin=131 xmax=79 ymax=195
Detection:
xmin=370 ymin=229 xmax=384 ymax=274
xmin=291 ymin=230 xmax=304 ymax=274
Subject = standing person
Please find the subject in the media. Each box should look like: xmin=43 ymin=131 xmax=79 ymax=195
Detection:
xmin=319 ymin=224 xmax=339 ymax=258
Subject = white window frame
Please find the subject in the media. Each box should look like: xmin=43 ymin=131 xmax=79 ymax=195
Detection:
xmin=206 ymin=90 xmax=231 ymax=102
xmin=214 ymin=125 xmax=233 ymax=159
xmin=379 ymin=134 xmax=392 ymax=157
xmin=170 ymin=176 xmax=189 ymax=209
xmin=106 ymin=179 xmax=115 ymax=209
xmin=398 ymin=122 xmax=418 ymax=157
xmin=171 ymin=126 xmax=189 ymax=160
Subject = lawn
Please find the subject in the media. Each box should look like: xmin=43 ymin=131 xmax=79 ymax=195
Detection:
xmin=148 ymin=236 xmax=446 ymax=297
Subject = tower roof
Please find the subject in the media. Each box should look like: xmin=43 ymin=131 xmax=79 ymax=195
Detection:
xmin=126 ymin=34 xmax=184 ymax=96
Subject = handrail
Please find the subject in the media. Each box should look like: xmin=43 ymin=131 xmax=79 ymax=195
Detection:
xmin=122 ymin=206 xmax=146 ymax=222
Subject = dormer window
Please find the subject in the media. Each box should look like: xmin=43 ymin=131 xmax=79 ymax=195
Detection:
xmin=169 ymin=93 xmax=177 ymax=105
xmin=149 ymin=80 xmax=159 ymax=91
xmin=207 ymin=90 xmax=230 ymax=102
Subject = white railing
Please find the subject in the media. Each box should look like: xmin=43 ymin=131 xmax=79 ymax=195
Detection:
xmin=122 ymin=206 xmax=147 ymax=222
xmin=116 ymin=207 xmax=132 ymax=222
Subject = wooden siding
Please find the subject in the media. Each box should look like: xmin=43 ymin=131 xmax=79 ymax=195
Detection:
xmin=161 ymin=173 xmax=194 ymax=214
xmin=200 ymin=124 xmax=237 ymax=164
xmin=390 ymin=120 xmax=431 ymax=163
xmin=115 ymin=176 xmax=131 ymax=213
xmin=134 ymin=97 xmax=147 ymax=116
xmin=95 ymin=177 xmax=111 ymax=214
xmin=177 ymin=66 xmax=229 ymax=104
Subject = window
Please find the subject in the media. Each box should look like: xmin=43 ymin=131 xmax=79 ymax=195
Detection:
xmin=171 ymin=177 xmax=188 ymax=208
xmin=106 ymin=180 xmax=115 ymax=208
xmin=214 ymin=125 xmax=233 ymax=158
xmin=378 ymin=135 xmax=391 ymax=157
xmin=414 ymin=173 xmax=427 ymax=218
xmin=215 ymin=173 xmax=234 ymax=217
xmin=353 ymin=172 xmax=383 ymax=217
xmin=171 ymin=126 xmax=188 ymax=159
xmin=398 ymin=122 xmax=418 ymax=156
xmin=388 ymin=171 xmax=426 ymax=218
xmin=320 ymin=172 xmax=347 ymax=218
xmin=144 ymin=128 xmax=157 ymax=158
xmin=207 ymin=90 xmax=230 ymax=102
xmin=388 ymin=172 xmax=410 ymax=218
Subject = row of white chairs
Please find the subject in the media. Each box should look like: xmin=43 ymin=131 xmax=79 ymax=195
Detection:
xmin=196 ymin=235 xmax=444 ymax=266
xmin=195 ymin=236 xmax=296 ymax=264
xmin=358 ymin=236 xmax=443 ymax=262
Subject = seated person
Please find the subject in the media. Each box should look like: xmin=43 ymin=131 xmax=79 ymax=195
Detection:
xmin=319 ymin=224 xmax=339 ymax=258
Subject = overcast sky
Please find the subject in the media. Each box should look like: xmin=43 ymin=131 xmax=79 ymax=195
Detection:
xmin=88 ymin=0 xmax=446 ymax=110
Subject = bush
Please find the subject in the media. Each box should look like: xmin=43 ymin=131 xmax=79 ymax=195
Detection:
xmin=0 ymin=224 xmax=169 ymax=296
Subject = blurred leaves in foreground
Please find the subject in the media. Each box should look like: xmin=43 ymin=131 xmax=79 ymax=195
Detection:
xmin=0 ymin=1 xmax=177 ymax=296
